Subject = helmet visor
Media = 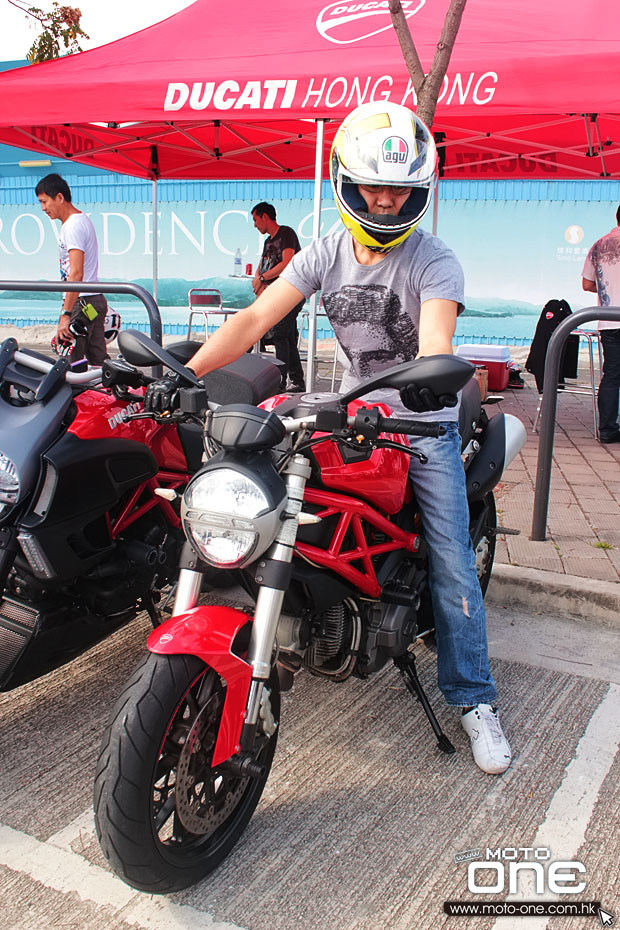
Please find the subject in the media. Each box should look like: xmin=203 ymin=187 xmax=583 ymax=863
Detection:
xmin=342 ymin=182 xmax=432 ymax=234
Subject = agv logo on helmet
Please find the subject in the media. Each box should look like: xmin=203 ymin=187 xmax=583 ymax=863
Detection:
xmin=383 ymin=137 xmax=409 ymax=164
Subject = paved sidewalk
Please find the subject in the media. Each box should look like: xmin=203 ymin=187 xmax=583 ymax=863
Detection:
xmin=484 ymin=346 xmax=620 ymax=622
xmin=490 ymin=348 xmax=619 ymax=576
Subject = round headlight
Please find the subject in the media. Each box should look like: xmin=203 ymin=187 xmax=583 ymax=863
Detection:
xmin=181 ymin=465 xmax=286 ymax=569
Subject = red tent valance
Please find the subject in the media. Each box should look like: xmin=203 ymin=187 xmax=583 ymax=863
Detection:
xmin=1 ymin=0 xmax=618 ymax=179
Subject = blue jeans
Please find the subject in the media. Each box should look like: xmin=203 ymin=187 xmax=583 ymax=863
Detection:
xmin=598 ymin=329 xmax=620 ymax=438
xmin=408 ymin=422 xmax=497 ymax=706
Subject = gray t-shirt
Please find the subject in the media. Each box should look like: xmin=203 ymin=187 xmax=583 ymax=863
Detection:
xmin=282 ymin=227 xmax=465 ymax=421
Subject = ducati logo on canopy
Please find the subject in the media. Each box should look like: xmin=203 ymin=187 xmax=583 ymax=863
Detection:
xmin=316 ymin=0 xmax=426 ymax=45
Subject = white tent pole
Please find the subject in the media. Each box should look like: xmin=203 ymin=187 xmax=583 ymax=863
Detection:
xmin=432 ymin=176 xmax=439 ymax=236
xmin=152 ymin=179 xmax=158 ymax=307
xmin=306 ymin=118 xmax=325 ymax=391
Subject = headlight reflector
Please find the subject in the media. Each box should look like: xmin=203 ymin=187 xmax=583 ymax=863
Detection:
xmin=182 ymin=466 xmax=284 ymax=569
xmin=185 ymin=467 xmax=269 ymax=518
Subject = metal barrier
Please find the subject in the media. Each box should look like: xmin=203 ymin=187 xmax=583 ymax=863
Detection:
xmin=531 ymin=306 xmax=620 ymax=541
xmin=0 ymin=280 xmax=162 ymax=346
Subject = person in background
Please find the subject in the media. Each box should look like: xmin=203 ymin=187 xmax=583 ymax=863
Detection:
xmin=145 ymin=103 xmax=512 ymax=775
xmin=251 ymin=202 xmax=306 ymax=393
xmin=582 ymin=207 xmax=620 ymax=443
xmin=35 ymin=173 xmax=109 ymax=366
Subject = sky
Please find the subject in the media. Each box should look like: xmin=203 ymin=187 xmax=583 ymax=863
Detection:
xmin=0 ymin=0 xmax=194 ymax=62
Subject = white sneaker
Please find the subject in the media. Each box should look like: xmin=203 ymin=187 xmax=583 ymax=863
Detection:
xmin=461 ymin=704 xmax=512 ymax=774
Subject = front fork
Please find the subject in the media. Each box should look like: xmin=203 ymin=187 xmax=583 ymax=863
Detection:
xmin=172 ymin=454 xmax=311 ymax=756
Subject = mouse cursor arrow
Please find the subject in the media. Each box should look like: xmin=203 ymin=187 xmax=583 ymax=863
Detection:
xmin=599 ymin=906 xmax=615 ymax=927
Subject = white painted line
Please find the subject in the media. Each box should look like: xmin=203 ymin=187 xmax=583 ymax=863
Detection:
xmin=0 ymin=822 xmax=247 ymax=930
xmin=490 ymin=682 xmax=620 ymax=930
xmin=47 ymin=806 xmax=95 ymax=852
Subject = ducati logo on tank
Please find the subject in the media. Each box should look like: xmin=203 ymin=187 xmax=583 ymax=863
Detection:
xmin=108 ymin=400 xmax=142 ymax=430
xmin=316 ymin=0 xmax=426 ymax=45
xmin=383 ymin=136 xmax=408 ymax=163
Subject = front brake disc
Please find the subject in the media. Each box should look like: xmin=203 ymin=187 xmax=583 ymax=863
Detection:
xmin=175 ymin=691 xmax=247 ymax=835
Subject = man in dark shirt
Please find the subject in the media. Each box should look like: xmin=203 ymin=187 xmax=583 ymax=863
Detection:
xmin=251 ymin=202 xmax=306 ymax=392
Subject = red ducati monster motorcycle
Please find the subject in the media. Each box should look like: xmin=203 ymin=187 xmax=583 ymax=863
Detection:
xmin=93 ymin=331 xmax=527 ymax=894
xmin=0 ymin=335 xmax=280 ymax=691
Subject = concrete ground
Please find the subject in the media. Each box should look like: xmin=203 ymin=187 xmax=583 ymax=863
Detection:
xmin=1 ymin=598 xmax=620 ymax=930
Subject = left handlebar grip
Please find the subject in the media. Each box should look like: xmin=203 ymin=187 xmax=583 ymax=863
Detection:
xmin=381 ymin=418 xmax=446 ymax=438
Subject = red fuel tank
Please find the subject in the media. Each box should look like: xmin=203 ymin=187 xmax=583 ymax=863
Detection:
xmin=262 ymin=395 xmax=411 ymax=514
xmin=68 ymin=388 xmax=188 ymax=470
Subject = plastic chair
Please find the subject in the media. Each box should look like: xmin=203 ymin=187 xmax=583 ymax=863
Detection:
xmin=533 ymin=329 xmax=603 ymax=438
xmin=187 ymin=288 xmax=234 ymax=341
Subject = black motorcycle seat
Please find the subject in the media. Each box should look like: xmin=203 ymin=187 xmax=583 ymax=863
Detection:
xmin=458 ymin=378 xmax=482 ymax=448
xmin=166 ymin=341 xmax=282 ymax=406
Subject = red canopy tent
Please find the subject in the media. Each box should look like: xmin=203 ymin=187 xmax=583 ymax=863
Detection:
xmin=0 ymin=0 xmax=619 ymax=181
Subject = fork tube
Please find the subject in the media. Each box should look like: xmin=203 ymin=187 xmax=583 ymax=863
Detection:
xmin=172 ymin=568 xmax=203 ymax=614
xmin=244 ymin=455 xmax=311 ymax=725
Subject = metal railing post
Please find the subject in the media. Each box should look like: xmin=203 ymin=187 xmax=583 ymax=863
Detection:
xmin=531 ymin=305 xmax=620 ymax=540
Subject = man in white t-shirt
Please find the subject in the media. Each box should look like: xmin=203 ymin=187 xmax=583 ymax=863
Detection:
xmin=35 ymin=173 xmax=109 ymax=365
xmin=582 ymin=206 xmax=620 ymax=443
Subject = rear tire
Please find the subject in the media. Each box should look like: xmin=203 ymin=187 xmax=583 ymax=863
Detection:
xmin=473 ymin=491 xmax=497 ymax=597
xmin=93 ymin=652 xmax=279 ymax=893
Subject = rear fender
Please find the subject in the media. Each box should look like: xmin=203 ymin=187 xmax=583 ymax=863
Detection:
xmin=466 ymin=412 xmax=526 ymax=501
xmin=147 ymin=606 xmax=252 ymax=766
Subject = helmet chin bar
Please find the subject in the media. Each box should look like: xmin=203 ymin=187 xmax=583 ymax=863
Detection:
xmin=341 ymin=213 xmax=418 ymax=253
xmin=339 ymin=184 xmax=431 ymax=252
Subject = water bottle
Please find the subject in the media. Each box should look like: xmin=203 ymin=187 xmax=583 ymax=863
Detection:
xmin=233 ymin=247 xmax=242 ymax=275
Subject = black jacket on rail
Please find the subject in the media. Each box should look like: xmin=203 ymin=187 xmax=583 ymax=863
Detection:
xmin=525 ymin=299 xmax=580 ymax=393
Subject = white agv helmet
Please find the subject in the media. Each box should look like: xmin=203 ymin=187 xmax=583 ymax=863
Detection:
xmin=330 ymin=102 xmax=437 ymax=252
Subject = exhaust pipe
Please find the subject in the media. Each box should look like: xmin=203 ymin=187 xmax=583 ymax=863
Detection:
xmin=122 ymin=540 xmax=159 ymax=567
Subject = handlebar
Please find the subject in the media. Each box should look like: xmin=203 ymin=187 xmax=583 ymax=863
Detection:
xmin=280 ymin=410 xmax=445 ymax=439
xmin=13 ymin=349 xmax=103 ymax=385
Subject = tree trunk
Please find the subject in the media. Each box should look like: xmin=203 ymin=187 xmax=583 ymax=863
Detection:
xmin=388 ymin=0 xmax=468 ymax=128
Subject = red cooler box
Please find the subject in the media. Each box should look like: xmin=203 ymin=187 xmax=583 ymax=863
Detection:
xmin=455 ymin=344 xmax=511 ymax=391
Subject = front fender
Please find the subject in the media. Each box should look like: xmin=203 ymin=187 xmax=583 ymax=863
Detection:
xmin=147 ymin=606 xmax=252 ymax=766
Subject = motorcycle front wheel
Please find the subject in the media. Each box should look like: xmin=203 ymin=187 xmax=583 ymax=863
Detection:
xmin=93 ymin=652 xmax=279 ymax=893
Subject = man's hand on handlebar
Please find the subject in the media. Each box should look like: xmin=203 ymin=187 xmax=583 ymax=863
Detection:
xmin=399 ymin=383 xmax=458 ymax=413
xmin=143 ymin=372 xmax=184 ymax=415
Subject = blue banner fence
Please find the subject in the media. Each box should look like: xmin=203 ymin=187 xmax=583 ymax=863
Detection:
xmin=0 ymin=315 xmax=533 ymax=347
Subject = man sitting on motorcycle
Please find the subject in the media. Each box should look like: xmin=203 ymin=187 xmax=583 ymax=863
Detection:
xmin=145 ymin=102 xmax=511 ymax=775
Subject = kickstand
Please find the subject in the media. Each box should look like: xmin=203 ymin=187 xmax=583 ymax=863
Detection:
xmin=394 ymin=652 xmax=456 ymax=754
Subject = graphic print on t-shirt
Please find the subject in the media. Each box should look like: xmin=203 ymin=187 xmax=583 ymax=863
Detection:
xmin=592 ymin=236 xmax=620 ymax=306
xmin=259 ymin=239 xmax=282 ymax=275
xmin=322 ymin=283 xmax=418 ymax=379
